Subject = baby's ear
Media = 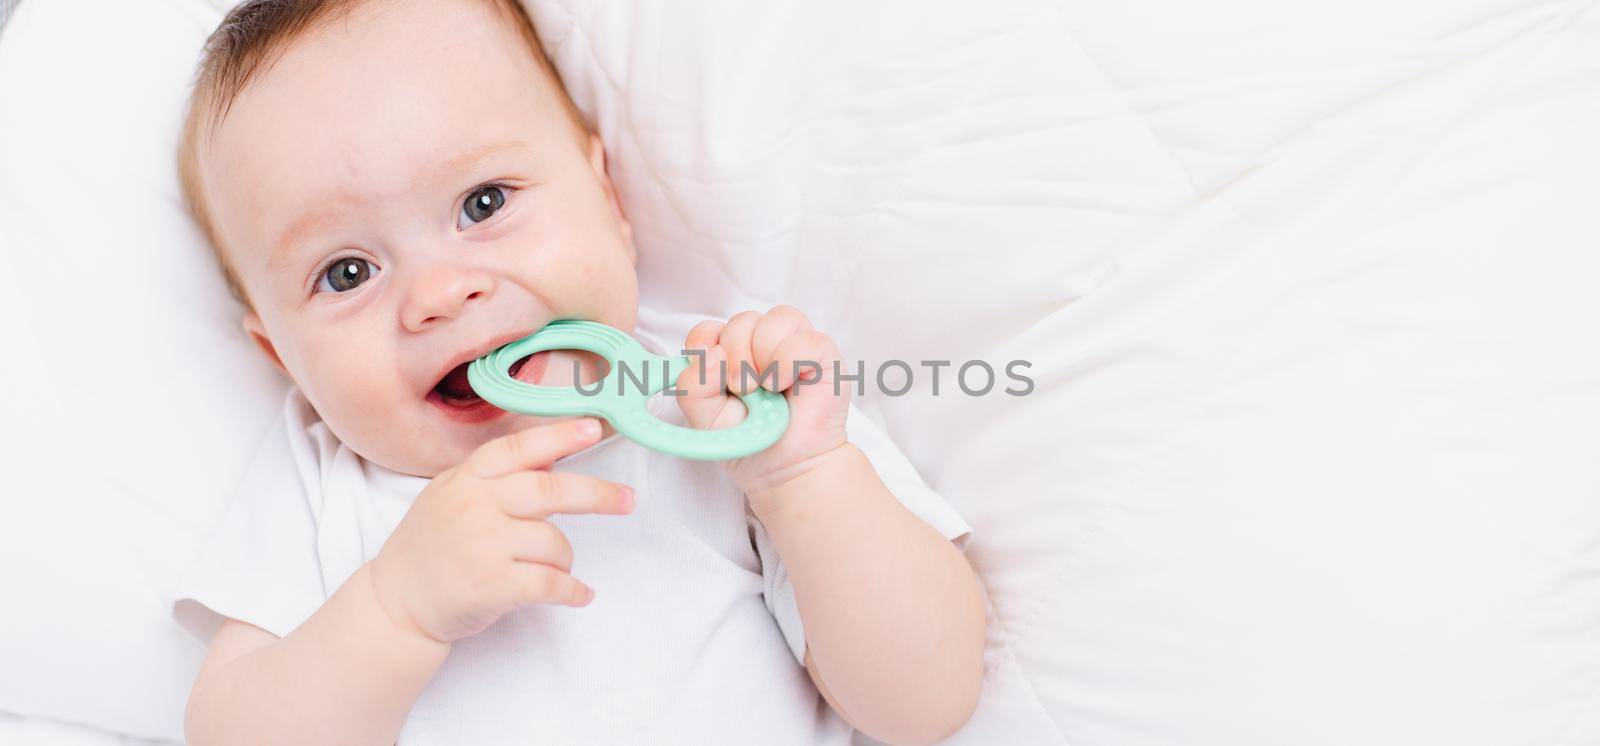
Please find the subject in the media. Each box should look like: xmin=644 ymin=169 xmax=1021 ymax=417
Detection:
xmin=586 ymin=133 xmax=636 ymax=264
xmin=241 ymin=313 xmax=289 ymax=376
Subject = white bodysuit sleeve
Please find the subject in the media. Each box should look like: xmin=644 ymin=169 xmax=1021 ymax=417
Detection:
xmin=749 ymin=403 xmax=973 ymax=664
xmin=172 ymin=391 xmax=331 ymax=641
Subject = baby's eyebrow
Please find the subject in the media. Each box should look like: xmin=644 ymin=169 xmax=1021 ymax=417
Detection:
xmin=425 ymin=139 xmax=532 ymax=185
xmin=271 ymin=207 xmax=343 ymax=271
xmin=268 ymin=139 xmax=532 ymax=267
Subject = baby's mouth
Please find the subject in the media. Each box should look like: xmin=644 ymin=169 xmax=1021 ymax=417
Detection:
xmin=429 ymin=352 xmax=549 ymax=409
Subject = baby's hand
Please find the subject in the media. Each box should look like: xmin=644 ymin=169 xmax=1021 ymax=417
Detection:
xmin=676 ymin=305 xmax=851 ymax=498
xmin=368 ymin=418 xmax=634 ymax=643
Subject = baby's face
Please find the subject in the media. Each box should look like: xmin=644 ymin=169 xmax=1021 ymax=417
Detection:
xmin=201 ymin=0 xmax=638 ymax=476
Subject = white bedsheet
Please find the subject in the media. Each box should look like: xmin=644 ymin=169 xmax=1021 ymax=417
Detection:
xmin=537 ymin=1 xmax=1600 ymax=743
xmin=0 ymin=711 xmax=174 ymax=746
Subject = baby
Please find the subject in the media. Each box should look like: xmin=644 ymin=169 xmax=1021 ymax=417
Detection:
xmin=172 ymin=1 xmax=984 ymax=744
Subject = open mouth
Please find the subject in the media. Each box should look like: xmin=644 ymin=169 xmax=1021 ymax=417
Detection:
xmin=427 ymin=351 xmax=550 ymax=422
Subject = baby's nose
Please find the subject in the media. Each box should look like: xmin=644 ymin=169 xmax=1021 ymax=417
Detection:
xmin=401 ymin=266 xmax=493 ymax=332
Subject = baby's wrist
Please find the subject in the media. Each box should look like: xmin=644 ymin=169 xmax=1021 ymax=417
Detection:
xmin=361 ymin=560 xmax=451 ymax=650
xmin=745 ymin=441 xmax=864 ymax=522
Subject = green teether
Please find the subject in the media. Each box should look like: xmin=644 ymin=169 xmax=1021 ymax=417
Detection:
xmin=466 ymin=320 xmax=789 ymax=460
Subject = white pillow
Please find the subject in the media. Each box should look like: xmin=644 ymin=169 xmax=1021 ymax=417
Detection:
xmin=3 ymin=0 xmax=1599 ymax=744
xmin=2 ymin=0 xmax=1064 ymax=738
xmin=0 ymin=0 xmax=274 ymax=741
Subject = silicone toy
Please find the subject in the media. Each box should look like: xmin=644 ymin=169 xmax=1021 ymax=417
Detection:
xmin=467 ymin=320 xmax=789 ymax=460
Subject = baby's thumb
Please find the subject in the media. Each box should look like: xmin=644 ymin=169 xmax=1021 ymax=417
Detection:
xmin=674 ymin=344 xmax=731 ymax=430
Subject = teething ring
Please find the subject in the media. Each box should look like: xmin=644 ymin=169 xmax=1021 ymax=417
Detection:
xmin=466 ymin=320 xmax=790 ymax=461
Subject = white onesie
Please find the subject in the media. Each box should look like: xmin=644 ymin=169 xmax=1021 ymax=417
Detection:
xmin=173 ymin=324 xmax=971 ymax=745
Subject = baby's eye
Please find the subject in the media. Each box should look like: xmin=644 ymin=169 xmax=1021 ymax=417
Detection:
xmin=318 ymin=257 xmax=379 ymax=293
xmin=458 ymin=185 xmax=507 ymax=229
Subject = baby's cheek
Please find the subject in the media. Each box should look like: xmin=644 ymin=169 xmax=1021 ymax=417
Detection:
xmin=317 ymin=385 xmax=384 ymax=439
xmin=528 ymin=236 xmax=637 ymax=330
xmin=305 ymin=363 xmax=415 ymax=456
xmin=578 ymin=254 xmax=639 ymax=330
xmin=327 ymin=396 xmax=447 ymax=475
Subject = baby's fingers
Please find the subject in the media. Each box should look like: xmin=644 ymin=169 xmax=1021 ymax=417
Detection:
xmin=497 ymin=471 xmax=635 ymax=519
xmin=505 ymin=519 xmax=574 ymax=572
xmin=508 ymin=562 xmax=594 ymax=608
xmin=717 ymin=311 xmax=764 ymax=394
xmin=764 ymin=330 xmax=835 ymax=393
xmin=468 ymin=418 xmax=603 ymax=478
xmin=750 ymin=306 xmax=814 ymax=383
xmin=684 ymin=319 xmax=725 ymax=353
xmin=675 ymin=344 xmax=735 ymax=430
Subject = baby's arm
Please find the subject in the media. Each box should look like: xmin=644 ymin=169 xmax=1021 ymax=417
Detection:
xmin=185 ymin=566 xmax=448 ymax=746
xmin=751 ymin=445 xmax=986 ymax=745
xmin=186 ymin=419 xmax=634 ymax=746
xmin=677 ymin=307 xmax=986 ymax=744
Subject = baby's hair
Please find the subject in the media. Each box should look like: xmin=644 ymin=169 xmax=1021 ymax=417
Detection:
xmin=177 ymin=0 xmax=589 ymax=306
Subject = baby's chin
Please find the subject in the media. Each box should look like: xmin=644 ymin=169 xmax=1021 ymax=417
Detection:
xmin=356 ymin=411 xmax=561 ymax=479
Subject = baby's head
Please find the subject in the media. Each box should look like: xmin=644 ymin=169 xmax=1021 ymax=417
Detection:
xmin=180 ymin=0 xmax=638 ymax=476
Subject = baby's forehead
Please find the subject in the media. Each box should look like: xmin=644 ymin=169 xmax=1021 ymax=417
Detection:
xmin=240 ymin=0 xmax=540 ymax=104
xmin=206 ymin=0 xmax=548 ymax=172
xmin=200 ymin=0 xmax=561 ymax=258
